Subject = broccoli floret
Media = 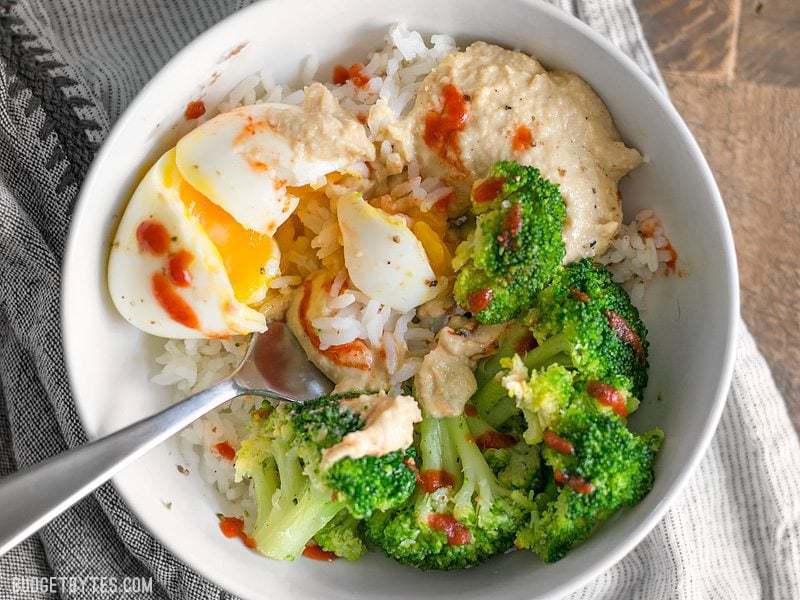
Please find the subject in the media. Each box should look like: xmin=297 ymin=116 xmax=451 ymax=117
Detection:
xmin=454 ymin=161 xmax=566 ymax=324
xmin=498 ymin=359 xmax=641 ymax=445
xmin=234 ymin=394 xmax=418 ymax=560
xmin=473 ymin=260 xmax=649 ymax=424
xmin=516 ymin=404 xmax=663 ymax=562
xmin=499 ymin=360 xmax=575 ymax=444
xmin=473 ymin=319 xmax=534 ymax=388
xmin=366 ymin=414 xmax=532 ymax=570
xmin=483 ymin=443 xmax=542 ymax=491
xmin=312 ymin=513 xmax=367 ymax=561
xmin=464 ymin=409 xmax=541 ymax=490
xmin=530 ymin=258 xmax=649 ymax=395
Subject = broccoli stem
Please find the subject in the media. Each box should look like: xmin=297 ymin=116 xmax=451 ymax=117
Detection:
xmin=420 ymin=415 xmax=461 ymax=487
xmin=474 ymin=334 xmax=572 ymax=422
xmin=252 ymin=442 xmax=343 ymax=560
xmin=445 ymin=416 xmax=504 ymax=519
xmin=472 ymin=377 xmax=506 ymax=417
xmin=465 ymin=414 xmax=493 ymax=438
xmin=255 ymin=483 xmax=344 ymax=560
xmin=474 ymin=321 xmax=532 ymax=387
xmin=251 ymin=458 xmax=279 ymax=526
xmin=446 ymin=416 xmax=497 ymax=486
xmin=485 ymin=397 xmax=520 ymax=429
xmin=262 ymin=443 xmax=305 ymax=529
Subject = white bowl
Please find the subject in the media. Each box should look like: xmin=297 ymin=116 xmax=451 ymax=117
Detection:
xmin=61 ymin=0 xmax=739 ymax=598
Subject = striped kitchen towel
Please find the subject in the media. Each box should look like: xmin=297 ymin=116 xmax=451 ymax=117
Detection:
xmin=0 ymin=1 xmax=797 ymax=598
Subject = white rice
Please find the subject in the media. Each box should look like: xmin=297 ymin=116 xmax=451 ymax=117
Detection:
xmin=154 ymin=338 xmax=256 ymax=514
xmin=329 ymin=270 xmax=347 ymax=297
xmin=597 ymin=209 xmax=676 ymax=304
xmin=269 ymin=275 xmax=301 ymax=290
xmin=300 ymin=54 xmax=319 ymax=85
xmin=151 ymin=24 xmax=676 ymax=519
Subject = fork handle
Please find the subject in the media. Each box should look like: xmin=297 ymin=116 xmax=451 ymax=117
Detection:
xmin=0 ymin=377 xmax=241 ymax=556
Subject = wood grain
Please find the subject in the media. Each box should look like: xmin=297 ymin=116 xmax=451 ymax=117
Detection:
xmin=737 ymin=0 xmax=800 ymax=86
xmin=635 ymin=0 xmax=739 ymax=76
xmin=664 ymin=73 xmax=800 ymax=424
xmin=637 ymin=0 xmax=800 ymax=428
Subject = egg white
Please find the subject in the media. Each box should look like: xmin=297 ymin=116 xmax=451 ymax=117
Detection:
xmin=108 ymin=149 xmax=267 ymax=338
xmin=338 ymin=192 xmax=439 ymax=312
xmin=174 ymin=85 xmax=375 ymax=236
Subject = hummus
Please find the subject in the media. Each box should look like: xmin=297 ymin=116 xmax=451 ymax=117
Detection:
xmin=261 ymin=83 xmax=375 ymax=166
xmin=392 ymin=42 xmax=641 ymax=261
xmin=321 ymin=392 xmax=422 ymax=467
xmin=414 ymin=317 xmax=506 ymax=417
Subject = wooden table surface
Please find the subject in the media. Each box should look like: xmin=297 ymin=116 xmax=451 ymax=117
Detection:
xmin=635 ymin=0 xmax=800 ymax=429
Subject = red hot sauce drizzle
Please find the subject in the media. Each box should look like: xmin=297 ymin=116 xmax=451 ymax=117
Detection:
xmin=168 ymin=250 xmax=194 ymax=288
xmin=554 ymin=469 xmax=594 ymax=495
xmin=213 ymin=441 xmax=236 ymax=461
xmin=423 ymin=84 xmax=469 ymax=172
xmin=586 ymin=381 xmax=628 ymax=418
xmin=569 ymin=288 xmax=591 ymax=302
xmin=428 ymin=514 xmax=471 ymax=545
xmin=543 ymin=430 xmax=574 ymax=455
xmin=473 ymin=177 xmax=505 ymax=204
xmin=332 ymin=65 xmax=349 ymax=85
xmin=152 ymin=272 xmax=199 ymax=330
xmin=515 ymin=332 xmax=538 ymax=355
xmin=511 ymin=125 xmax=533 ymax=152
xmin=468 ymin=287 xmax=493 ymax=313
xmin=463 ymin=404 xmax=479 ymax=417
xmin=303 ymin=544 xmax=338 ymax=561
xmin=497 ymin=202 xmax=523 ymax=249
xmin=136 ymin=220 xmax=170 ymax=256
xmin=604 ymin=310 xmax=646 ymax=361
xmin=136 ymin=218 xmax=201 ymax=331
xmin=419 ymin=469 xmax=455 ymax=493
xmin=333 ymin=64 xmax=370 ymax=88
xmin=184 ymin=100 xmax=206 ymax=120
xmin=218 ymin=516 xmax=256 ymax=549
xmin=475 ymin=431 xmax=517 ymax=451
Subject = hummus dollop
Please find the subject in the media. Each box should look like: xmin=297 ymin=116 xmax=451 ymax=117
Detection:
xmin=394 ymin=42 xmax=642 ymax=261
xmin=321 ymin=392 xmax=422 ymax=468
xmin=414 ymin=317 xmax=506 ymax=418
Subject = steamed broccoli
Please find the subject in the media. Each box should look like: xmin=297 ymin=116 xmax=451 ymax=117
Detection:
xmin=312 ymin=513 xmax=367 ymax=561
xmin=501 ymin=361 xmax=576 ymax=444
xmin=453 ymin=161 xmax=566 ymax=324
xmin=529 ymin=258 xmax=649 ymax=395
xmin=473 ymin=259 xmax=649 ymax=425
xmin=516 ymin=403 xmax=663 ymax=562
xmin=465 ymin=410 xmax=542 ymax=490
xmin=483 ymin=443 xmax=542 ymax=492
xmin=366 ymin=414 xmax=532 ymax=570
xmin=499 ymin=359 xmax=641 ymax=446
xmin=234 ymin=394 xmax=418 ymax=560
xmin=473 ymin=319 xmax=535 ymax=388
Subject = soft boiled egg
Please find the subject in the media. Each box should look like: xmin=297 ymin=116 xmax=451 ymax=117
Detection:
xmin=174 ymin=83 xmax=375 ymax=236
xmin=337 ymin=193 xmax=439 ymax=312
xmin=108 ymin=148 xmax=278 ymax=338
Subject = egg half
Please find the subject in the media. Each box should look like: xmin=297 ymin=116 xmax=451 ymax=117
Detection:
xmin=175 ymin=83 xmax=375 ymax=236
xmin=108 ymin=149 xmax=278 ymax=338
xmin=109 ymin=85 xmax=377 ymax=339
xmin=338 ymin=193 xmax=439 ymax=312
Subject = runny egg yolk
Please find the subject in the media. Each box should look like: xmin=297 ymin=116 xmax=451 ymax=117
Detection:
xmin=162 ymin=151 xmax=278 ymax=304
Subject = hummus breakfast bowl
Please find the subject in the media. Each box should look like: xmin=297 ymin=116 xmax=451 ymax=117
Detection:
xmin=62 ymin=1 xmax=737 ymax=599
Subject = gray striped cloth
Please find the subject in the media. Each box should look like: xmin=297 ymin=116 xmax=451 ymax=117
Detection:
xmin=0 ymin=1 xmax=797 ymax=598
